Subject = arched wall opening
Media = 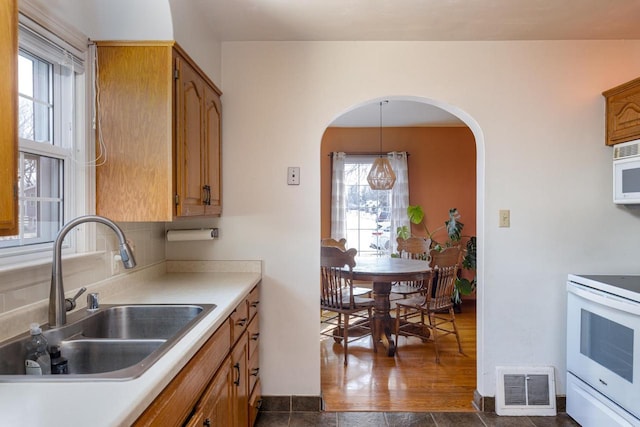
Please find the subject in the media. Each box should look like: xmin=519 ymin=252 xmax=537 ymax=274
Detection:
xmin=319 ymin=95 xmax=486 ymax=405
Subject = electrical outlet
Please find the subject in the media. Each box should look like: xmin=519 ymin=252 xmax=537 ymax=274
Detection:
xmin=111 ymin=250 xmax=122 ymax=275
xmin=499 ymin=210 xmax=510 ymax=228
xmin=287 ymin=167 xmax=300 ymax=185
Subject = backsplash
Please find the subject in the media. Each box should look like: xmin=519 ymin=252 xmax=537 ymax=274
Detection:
xmin=0 ymin=222 xmax=166 ymax=315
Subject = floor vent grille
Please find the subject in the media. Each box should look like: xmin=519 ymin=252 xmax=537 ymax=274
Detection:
xmin=496 ymin=366 xmax=557 ymax=416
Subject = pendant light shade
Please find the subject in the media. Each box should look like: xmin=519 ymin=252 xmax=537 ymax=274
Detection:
xmin=367 ymin=157 xmax=396 ymax=190
xmin=367 ymin=100 xmax=396 ymax=190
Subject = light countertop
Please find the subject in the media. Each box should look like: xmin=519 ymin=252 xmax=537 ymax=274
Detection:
xmin=0 ymin=266 xmax=261 ymax=426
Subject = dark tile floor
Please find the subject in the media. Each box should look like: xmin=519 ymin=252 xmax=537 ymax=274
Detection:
xmin=255 ymin=411 xmax=580 ymax=427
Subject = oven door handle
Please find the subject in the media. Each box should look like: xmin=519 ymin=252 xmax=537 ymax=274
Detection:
xmin=569 ymin=283 xmax=640 ymax=316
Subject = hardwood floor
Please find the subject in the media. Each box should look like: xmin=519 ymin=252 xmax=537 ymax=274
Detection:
xmin=321 ymin=300 xmax=477 ymax=412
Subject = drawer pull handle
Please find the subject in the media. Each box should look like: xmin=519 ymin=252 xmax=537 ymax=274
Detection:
xmin=251 ymin=332 xmax=260 ymax=341
xmin=237 ymin=318 xmax=248 ymax=327
xmin=204 ymin=418 xmax=211 ymax=427
xmin=251 ymin=301 xmax=260 ymax=308
xmin=251 ymin=368 xmax=260 ymax=377
xmin=233 ymin=362 xmax=241 ymax=386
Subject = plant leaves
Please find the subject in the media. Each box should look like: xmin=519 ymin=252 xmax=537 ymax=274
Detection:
xmin=396 ymin=225 xmax=410 ymax=240
xmin=407 ymin=205 xmax=424 ymax=225
xmin=455 ymin=278 xmax=475 ymax=295
xmin=445 ymin=208 xmax=463 ymax=241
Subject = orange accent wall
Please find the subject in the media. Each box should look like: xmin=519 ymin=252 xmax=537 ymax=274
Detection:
xmin=320 ymin=127 xmax=476 ymax=244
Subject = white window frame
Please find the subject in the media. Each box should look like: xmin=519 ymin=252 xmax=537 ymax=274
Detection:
xmin=0 ymin=9 xmax=92 ymax=266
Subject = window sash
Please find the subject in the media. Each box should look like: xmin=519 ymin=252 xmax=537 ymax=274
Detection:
xmin=0 ymin=12 xmax=87 ymax=261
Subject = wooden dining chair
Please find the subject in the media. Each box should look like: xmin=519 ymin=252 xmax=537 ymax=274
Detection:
xmin=391 ymin=236 xmax=432 ymax=299
xmin=394 ymin=246 xmax=464 ymax=363
xmin=321 ymin=237 xmax=347 ymax=250
xmin=321 ymin=238 xmax=372 ymax=297
xmin=321 ymin=245 xmax=376 ymax=365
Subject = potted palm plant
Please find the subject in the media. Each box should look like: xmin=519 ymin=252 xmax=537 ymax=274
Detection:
xmin=397 ymin=205 xmax=476 ymax=305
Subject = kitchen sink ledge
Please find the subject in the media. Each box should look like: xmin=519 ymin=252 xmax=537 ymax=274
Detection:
xmin=0 ymin=260 xmax=262 ymax=427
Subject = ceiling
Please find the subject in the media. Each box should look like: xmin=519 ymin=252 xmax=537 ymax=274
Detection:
xmin=194 ymin=0 xmax=640 ymax=42
xmin=192 ymin=0 xmax=640 ymax=127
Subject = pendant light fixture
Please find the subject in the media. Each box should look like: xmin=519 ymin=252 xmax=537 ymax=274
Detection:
xmin=367 ymin=100 xmax=396 ymax=190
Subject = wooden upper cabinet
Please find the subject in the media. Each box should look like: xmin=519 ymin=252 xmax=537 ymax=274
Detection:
xmin=0 ymin=0 xmax=18 ymax=235
xmin=95 ymin=41 xmax=222 ymax=221
xmin=603 ymin=77 xmax=640 ymax=146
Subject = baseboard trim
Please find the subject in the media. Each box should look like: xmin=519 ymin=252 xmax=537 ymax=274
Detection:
xmin=260 ymin=395 xmax=323 ymax=412
xmin=262 ymin=392 xmax=565 ymax=414
xmin=473 ymin=390 xmax=566 ymax=413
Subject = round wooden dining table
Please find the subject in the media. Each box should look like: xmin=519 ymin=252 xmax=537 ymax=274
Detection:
xmin=351 ymin=256 xmax=431 ymax=357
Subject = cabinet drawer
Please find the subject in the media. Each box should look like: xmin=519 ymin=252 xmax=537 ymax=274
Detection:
xmin=248 ymin=285 xmax=260 ymax=320
xmin=248 ymin=316 xmax=260 ymax=360
xmin=230 ymin=300 xmax=249 ymax=347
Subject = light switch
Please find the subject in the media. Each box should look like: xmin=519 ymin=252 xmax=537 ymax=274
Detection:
xmin=499 ymin=210 xmax=510 ymax=228
xmin=287 ymin=167 xmax=300 ymax=185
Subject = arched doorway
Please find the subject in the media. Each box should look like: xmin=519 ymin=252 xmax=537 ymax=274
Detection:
xmin=319 ymin=96 xmax=484 ymax=411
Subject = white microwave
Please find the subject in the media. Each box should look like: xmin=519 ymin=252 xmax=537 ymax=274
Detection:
xmin=613 ymin=139 xmax=640 ymax=204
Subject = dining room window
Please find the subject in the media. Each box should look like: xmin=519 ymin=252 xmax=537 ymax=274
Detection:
xmin=330 ymin=152 xmax=409 ymax=257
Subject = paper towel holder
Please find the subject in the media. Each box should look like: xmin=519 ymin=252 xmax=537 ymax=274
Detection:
xmin=166 ymin=228 xmax=219 ymax=242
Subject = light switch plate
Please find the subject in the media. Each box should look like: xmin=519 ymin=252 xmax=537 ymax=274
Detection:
xmin=499 ymin=209 xmax=510 ymax=227
xmin=287 ymin=167 xmax=300 ymax=185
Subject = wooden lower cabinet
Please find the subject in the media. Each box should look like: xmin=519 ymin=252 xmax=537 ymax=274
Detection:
xmin=196 ymin=358 xmax=232 ymax=427
xmin=135 ymin=284 xmax=260 ymax=427
xmin=192 ymin=332 xmax=249 ymax=427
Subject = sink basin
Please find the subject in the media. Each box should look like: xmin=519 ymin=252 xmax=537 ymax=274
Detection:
xmin=61 ymin=339 xmax=165 ymax=375
xmin=81 ymin=305 xmax=207 ymax=339
xmin=0 ymin=303 xmax=216 ymax=381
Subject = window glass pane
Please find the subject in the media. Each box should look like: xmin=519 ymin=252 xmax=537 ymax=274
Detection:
xmin=0 ymin=153 xmax=63 ymax=248
xmin=18 ymin=50 xmax=53 ymax=144
xmin=344 ymin=159 xmax=391 ymax=257
xmin=24 ymin=200 xmax=62 ymax=242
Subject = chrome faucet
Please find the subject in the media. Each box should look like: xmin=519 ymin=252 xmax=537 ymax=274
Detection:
xmin=49 ymin=215 xmax=137 ymax=327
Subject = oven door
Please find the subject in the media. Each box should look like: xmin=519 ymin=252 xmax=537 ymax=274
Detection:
xmin=567 ymin=282 xmax=640 ymax=419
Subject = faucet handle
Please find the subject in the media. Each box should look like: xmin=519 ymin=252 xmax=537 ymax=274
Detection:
xmin=65 ymin=287 xmax=86 ymax=312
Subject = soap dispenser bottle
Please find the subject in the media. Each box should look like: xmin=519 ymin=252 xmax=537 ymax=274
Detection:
xmin=25 ymin=323 xmax=51 ymax=375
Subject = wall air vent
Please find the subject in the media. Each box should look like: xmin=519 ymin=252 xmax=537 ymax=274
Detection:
xmin=613 ymin=140 xmax=640 ymax=160
xmin=495 ymin=366 xmax=557 ymax=416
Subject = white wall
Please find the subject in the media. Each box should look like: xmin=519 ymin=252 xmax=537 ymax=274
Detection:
xmin=19 ymin=0 xmax=640 ymax=400
xmin=168 ymin=40 xmax=640 ymax=397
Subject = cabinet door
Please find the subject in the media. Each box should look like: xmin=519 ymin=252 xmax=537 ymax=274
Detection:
xmin=203 ymin=83 xmax=221 ymax=215
xmin=0 ymin=0 xmax=18 ymax=235
xmin=200 ymin=359 xmax=233 ymax=427
xmin=604 ymin=77 xmax=640 ymax=146
xmin=231 ymin=335 xmax=249 ymax=427
xmin=95 ymin=43 xmax=174 ymax=222
xmin=175 ymin=54 xmax=206 ymax=217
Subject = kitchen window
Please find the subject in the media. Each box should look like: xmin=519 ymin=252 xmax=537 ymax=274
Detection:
xmin=0 ymin=13 xmax=88 ymax=262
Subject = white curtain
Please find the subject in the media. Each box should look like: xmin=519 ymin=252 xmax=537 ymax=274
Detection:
xmin=389 ymin=151 xmax=409 ymax=254
xmin=330 ymin=152 xmax=347 ymax=239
